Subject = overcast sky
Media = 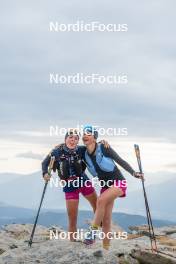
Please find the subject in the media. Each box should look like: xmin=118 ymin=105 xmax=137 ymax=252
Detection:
xmin=0 ymin=0 xmax=176 ymax=181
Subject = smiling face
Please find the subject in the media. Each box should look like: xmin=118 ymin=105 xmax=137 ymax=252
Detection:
xmin=82 ymin=132 xmax=96 ymax=146
xmin=65 ymin=135 xmax=79 ymax=149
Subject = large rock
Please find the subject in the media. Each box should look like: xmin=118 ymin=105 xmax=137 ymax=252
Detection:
xmin=131 ymin=249 xmax=176 ymax=264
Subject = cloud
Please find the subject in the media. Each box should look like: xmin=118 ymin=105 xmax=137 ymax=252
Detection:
xmin=16 ymin=151 xmax=44 ymax=160
xmin=164 ymin=163 xmax=176 ymax=170
xmin=0 ymin=0 xmax=176 ymax=145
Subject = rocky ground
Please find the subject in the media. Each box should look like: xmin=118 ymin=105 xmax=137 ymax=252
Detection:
xmin=0 ymin=224 xmax=176 ymax=264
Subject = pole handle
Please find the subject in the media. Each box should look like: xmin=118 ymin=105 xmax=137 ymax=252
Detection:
xmin=48 ymin=156 xmax=55 ymax=175
xmin=134 ymin=144 xmax=143 ymax=173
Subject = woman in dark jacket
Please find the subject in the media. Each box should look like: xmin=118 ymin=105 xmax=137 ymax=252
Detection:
xmin=42 ymin=129 xmax=97 ymax=241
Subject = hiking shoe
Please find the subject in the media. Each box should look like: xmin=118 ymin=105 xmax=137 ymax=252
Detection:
xmin=83 ymin=226 xmax=98 ymax=245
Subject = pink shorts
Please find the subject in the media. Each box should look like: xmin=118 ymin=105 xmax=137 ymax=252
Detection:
xmin=65 ymin=183 xmax=95 ymax=200
xmin=100 ymin=179 xmax=127 ymax=198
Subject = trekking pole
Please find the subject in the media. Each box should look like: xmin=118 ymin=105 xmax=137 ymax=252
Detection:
xmin=134 ymin=144 xmax=158 ymax=252
xmin=28 ymin=156 xmax=55 ymax=247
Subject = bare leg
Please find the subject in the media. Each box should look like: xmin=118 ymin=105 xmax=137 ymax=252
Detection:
xmin=66 ymin=199 xmax=79 ymax=241
xmin=93 ymin=187 xmax=123 ymax=226
xmin=102 ymin=200 xmax=114 ymax=249
xmin=84 ymin=191 xmax=97 ymax=213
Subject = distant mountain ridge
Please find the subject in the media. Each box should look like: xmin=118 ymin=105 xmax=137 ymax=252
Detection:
xmin=117 ymin=177 xmax=176 ymax=221
xmin=0 ymin=171 xmax=175 ymax=220
xmin=0 ymin=205 xmax=175 ymax=231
